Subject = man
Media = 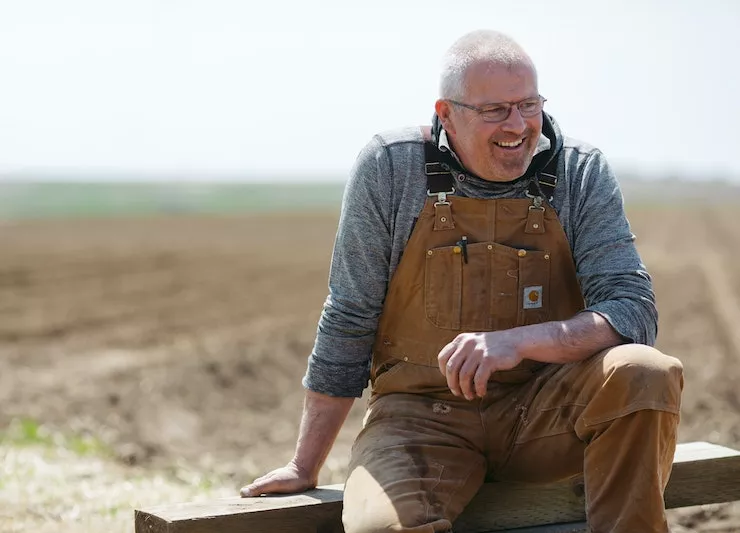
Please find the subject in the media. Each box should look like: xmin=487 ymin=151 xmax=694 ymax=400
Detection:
xmin=241 ymin=30 xmax=684 ymax=533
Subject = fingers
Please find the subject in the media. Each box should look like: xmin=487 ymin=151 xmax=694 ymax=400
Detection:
xmin=240 ymin=471 xmax=298 ymax=497
xmin=439 ymin=333 xmax=498 ymax=400
xmin=438 ymin=340 xmax=457 ymax=376
xmin=240 ymin=473 xmax=275 ymax=497
xmin=439 ymin=338 xmax=464 ymax=396
xmin=473 ymin=361 xmax=493 ymax=398
xmin=240 ymin=464 xmax=317 ymax=498
xmin=240 ymin=486 xmax=259 ymax=497
xmin=439 ymin=334 xmax=481 ymax=400
xmin=443 ymin=350 xmax=462 ymax=397
xmin=458 ymin=356 xmax=480 ymax=400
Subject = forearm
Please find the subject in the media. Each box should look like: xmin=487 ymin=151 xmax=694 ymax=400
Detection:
xmin=301 ymin=135 xmax=394 ymax=398
xmin=291 ymin=389 xmax=354 ymax=480
xmin=515 ymin=311 xmax=625 ymax=364
xmin=567 ymin=149 xmax=658 ymax=346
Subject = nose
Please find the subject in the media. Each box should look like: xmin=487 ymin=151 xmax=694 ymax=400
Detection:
xmin=500 ymin=106 xmax=526 ymax=134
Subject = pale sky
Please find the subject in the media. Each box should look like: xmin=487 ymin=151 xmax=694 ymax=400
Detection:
xmin=0 ymin=0 xmax=738 ymax=181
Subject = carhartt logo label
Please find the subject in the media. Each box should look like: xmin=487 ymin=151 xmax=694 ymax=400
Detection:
xmin=523 ymin=286 xmax=543 ymax=309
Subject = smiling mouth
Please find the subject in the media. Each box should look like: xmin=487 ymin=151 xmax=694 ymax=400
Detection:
xmin=493 ymin=138 xmax=525 ymax=149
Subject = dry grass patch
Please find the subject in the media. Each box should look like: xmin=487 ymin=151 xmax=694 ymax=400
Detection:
xmin=0 ymin=419 xmax=236 ymax=533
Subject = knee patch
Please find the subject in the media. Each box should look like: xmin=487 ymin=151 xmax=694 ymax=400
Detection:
xmin=581 ymin=344 xmax=683 ymax=426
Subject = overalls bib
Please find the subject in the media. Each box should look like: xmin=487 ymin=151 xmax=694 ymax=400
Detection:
xmin=370 ymin=127 xmax=584 ymax=395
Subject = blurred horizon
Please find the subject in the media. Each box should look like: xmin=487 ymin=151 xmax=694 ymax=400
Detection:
xmin=2 ymin=176 xmax=739 ymax=221
xmin=2 ymin=158 xmax=740 ymax=184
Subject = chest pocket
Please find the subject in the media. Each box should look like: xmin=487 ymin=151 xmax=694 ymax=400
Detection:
xmin=424 ymin=242 xmax=551 ymax=331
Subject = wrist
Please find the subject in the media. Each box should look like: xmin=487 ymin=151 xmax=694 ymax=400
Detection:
xmin=506 ymin=321 xmax=559 ymax=362
xmin=289 ymin=457 xmax=320 ymax=482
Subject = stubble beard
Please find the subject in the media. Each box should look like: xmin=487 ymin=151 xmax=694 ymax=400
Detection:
xmin=487 ymin=136 xmax=537 ymax=181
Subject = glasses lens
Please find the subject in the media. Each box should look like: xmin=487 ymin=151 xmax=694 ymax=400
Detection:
xmin=479 ymin=105 xmax=510 ymax=122
xmin=518 ymin=98 xmax=543 ymax=117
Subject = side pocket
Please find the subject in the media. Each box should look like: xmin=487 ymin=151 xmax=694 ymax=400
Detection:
xmin=517 ymin=250 xmax=551 ymax=325
xmin=424 ymin=246 xmax=462 ymax=329
xmin=370 ymin=359 xmax=407 ymax=395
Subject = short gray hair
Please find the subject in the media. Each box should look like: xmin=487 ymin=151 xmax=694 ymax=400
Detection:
xmin=439 ymin=30 xmax=536 ymax=100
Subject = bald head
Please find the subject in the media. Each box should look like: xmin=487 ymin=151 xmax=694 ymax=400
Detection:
xmin=439 ymin=30 xmax=537 ymax=100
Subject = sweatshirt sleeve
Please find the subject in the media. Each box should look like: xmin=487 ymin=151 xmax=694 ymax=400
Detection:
xmin=570 ymin=150 xmax=658 ymax=346
xmin=302 ymin=136 xmax=393 ymax=397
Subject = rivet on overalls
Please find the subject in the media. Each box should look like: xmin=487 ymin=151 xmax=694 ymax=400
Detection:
xmin=487 ymin=244 xmax=493 ymax=250
xmin=440 ymin=217 xmax=447 ymax=223
xmin=544 ymin=254 xmax=550 ymax=260
xmin=518 ymin=249 xmax=527 ymax=257
xmin=427 ymin=250 xmax=433 ymax=256
xmin=533 ymin=223 xmax=539 ymax=229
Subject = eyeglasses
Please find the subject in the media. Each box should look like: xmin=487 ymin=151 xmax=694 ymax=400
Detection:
xmin=446 ymin=96 xmax=546 ymax=123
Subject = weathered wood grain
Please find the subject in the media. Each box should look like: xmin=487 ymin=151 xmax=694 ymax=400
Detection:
xmin=135 ymin=486 xmax=344 ymax=533
xmin=499 ymin=522 xmax=588 ymax=533
xmin=134 ymin=442 xmax=740 ymax=533
xmin=457 ymin=441 xmax=740 ymax=531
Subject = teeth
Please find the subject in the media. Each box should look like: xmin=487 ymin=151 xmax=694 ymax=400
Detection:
xmin=495 ymin=139 xmax=524 ymax=147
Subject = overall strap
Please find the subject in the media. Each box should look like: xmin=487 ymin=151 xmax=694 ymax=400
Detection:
xmin=420 ymin=126 xmax=456 ymax=231
xmin=420 ymin=126 xmax=455 ymax=195
xmin=526 ymin=154 xmax=559 ymax=202
xmin=526 ymin=112 xmax=560 ymax=202
xmin=421 ymin=124 xmax=559 ymax=203
xmin=524 ymin=152 xmax=559 ymax=234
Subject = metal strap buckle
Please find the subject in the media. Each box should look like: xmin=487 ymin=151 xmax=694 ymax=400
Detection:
xmin=427 ymin=187 xmax=455 ymax=206
xmin=424 ymin=162 xmax=452 ymax=176
xmin=539 ymin=172 xmax=557 ymax=189
xmin=527 ymin=195 xmax=544 ymax=210
xmin=527 ymin=172 xmax=556 ymax=203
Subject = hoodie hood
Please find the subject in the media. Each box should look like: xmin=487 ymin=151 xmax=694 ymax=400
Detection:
xmin=431 ymin=111 xmax=564 ymax=183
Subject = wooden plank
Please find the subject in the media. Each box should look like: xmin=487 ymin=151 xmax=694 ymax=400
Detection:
xmin=134 ymin=442 xmax=740 ymax=533
xmin=498 ymin=522 xmax=588 ymax=533
xmin=134 ymin=486 xmax=344 ymax=533
xmin=456 ymin=441 xmax=740 ymax=532
xmin=665 ymin=441 xmax=740 ymax=508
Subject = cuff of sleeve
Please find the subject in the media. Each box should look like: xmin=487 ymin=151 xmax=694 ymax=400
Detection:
xmin=582 ymin=300 xmax=655 ymax=346
xmin=302 ymin=353 xmax=370 ymax=398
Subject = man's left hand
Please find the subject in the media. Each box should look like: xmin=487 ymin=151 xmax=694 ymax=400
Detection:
xmin=438 ymin=331 xmax=523 ymax=400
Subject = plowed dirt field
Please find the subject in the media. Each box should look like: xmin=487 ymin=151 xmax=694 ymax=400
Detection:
xmin=1 ymin=205 xmax=738 ymax=531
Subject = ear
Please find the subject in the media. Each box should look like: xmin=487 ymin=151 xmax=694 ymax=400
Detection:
xmin=434 ymin=99 xmax=456 ymax=135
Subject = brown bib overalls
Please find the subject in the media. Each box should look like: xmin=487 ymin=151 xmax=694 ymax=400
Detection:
xmin=342 ymin=130 xmax=683 ymax=533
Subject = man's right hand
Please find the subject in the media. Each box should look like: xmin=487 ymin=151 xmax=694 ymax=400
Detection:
xmin=239 ymin=389 xmax=354 ymax=498
xmin=240 ymin=460 xmax=317 ymax=497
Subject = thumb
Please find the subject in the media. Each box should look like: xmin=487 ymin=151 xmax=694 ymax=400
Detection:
xmin=240 ymin=475 xmax=276 ymax=497
xmin=239 ymin=484 xmax=259 ymax=497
